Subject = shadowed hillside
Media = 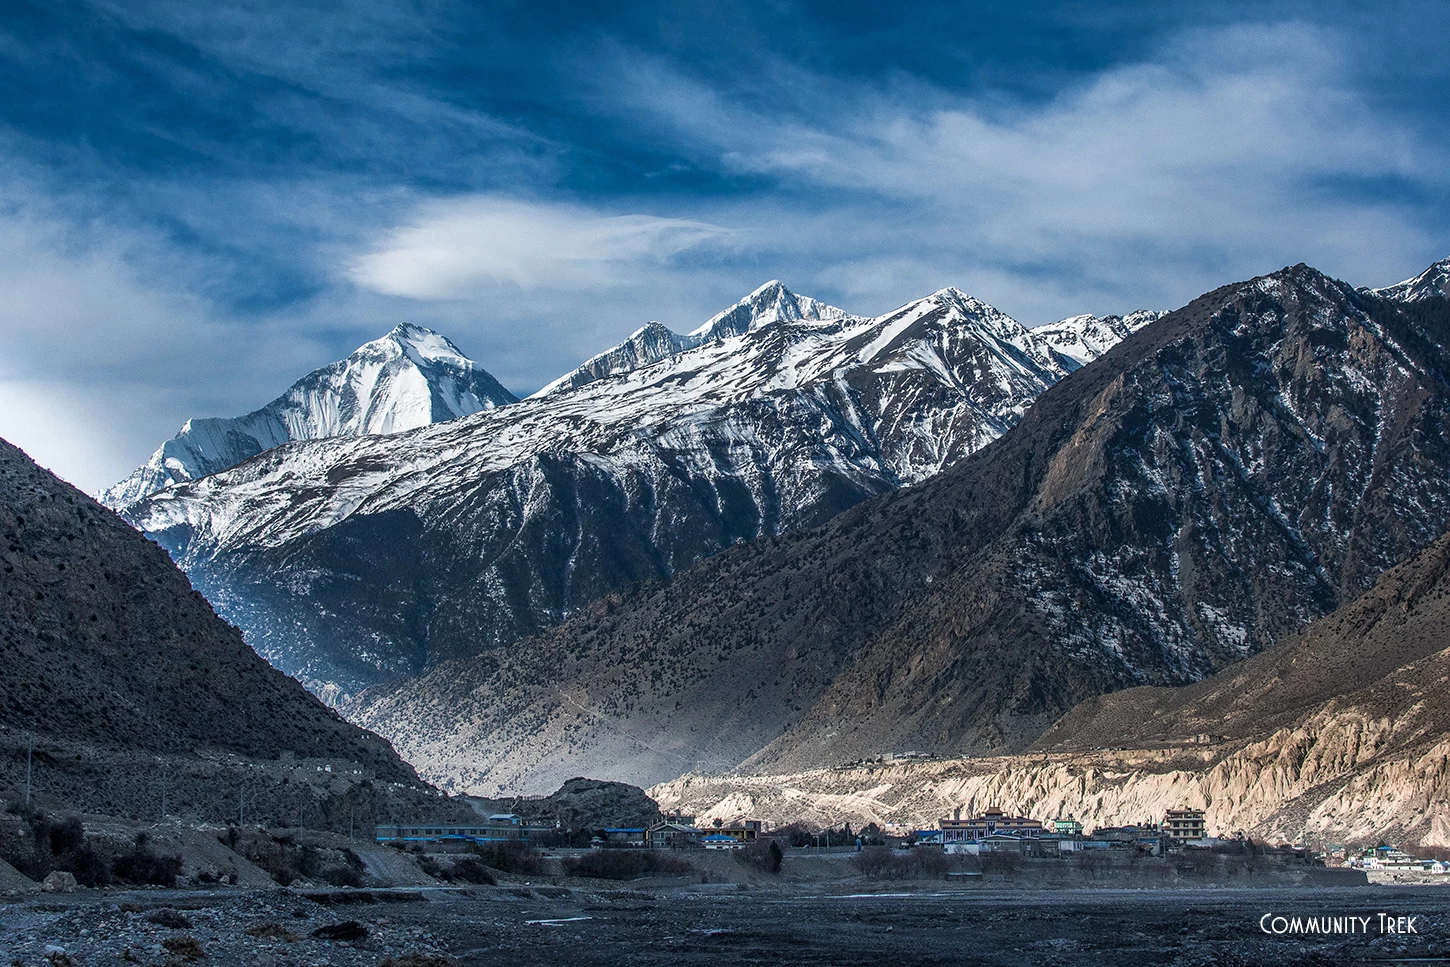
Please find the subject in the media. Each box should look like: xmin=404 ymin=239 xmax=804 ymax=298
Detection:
xmin=0 ymin=437 xmax=413 ymax=782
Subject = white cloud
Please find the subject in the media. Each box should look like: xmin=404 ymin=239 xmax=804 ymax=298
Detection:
xmin=5 ymin=15 xmax=1449 ymax=499
xmin=348 ymin=196 xmax=737 ymax=298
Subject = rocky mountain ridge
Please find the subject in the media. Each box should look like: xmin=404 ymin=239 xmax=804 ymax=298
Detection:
xmin=128 ymin=282 xmax=1148 ymax=698
xmin=534 ymin=280 xmax=861 ymax=395
xmin=1370 ymin=255 xmax=1450 ymax=303
xmin=344 ymin=260 xmax=1450 ymax=796
xmin=102 ymin=323 xmax=517 ymax=509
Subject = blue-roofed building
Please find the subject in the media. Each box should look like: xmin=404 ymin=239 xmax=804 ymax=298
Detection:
xmin=374 ymin=814 xmax=552 ymax=846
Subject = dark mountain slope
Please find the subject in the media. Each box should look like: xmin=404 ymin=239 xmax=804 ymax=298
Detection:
xmin=752 ymin=268 xmax=1450 ymax=771
xmin=348 ymin=263 xmax=1450 ymax=794
xmin=0 ymin=437 xmax=413 ymax=782
xmin=1036 ymin=528 xmax=1450 ymax=753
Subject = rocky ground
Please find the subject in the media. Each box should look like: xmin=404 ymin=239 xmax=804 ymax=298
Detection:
xmin=2 ymin=882 xmax=1449 ymax=966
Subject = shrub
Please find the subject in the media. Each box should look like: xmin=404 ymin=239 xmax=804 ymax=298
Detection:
xmin=472 ymin=842 xmax=546 ymax=875
xmin=225 ymin=831 xmax=366 ymax=886
xmin=979 ymin=850 xmax=1021 ymax=874
xmin=160 ymin=936 xmax=204 ymax=962
xmin=379 ymin=955 xmax=456 ymax=967
xmin=320 ymin=864 xmax=365 ymax=887
xmin=563 ymin=850 xmax=692 ymax=880
xmin=17 ymin=813 xmax=110 ymax=887
xmin=444 ymin=857 xmax=497 ymax=885
xmin=245 ymin=923 xmax=300 ymax=942
xmin=916 ymin=848 xmax=952 ymax=876
xmin=852 ymin=846 xmax=954 ymax=879
xmin=114 ymin=835 xmax=184 ymax=887
xmin=852 ymin=847 xmax=894 ymax=877
xmin=45 ymin=817 xmax=85 ymax=856
xmin=146 ymin=909 xmax=193 ymax=929
xmin=733 ymin=839 xmax=784 ymax=874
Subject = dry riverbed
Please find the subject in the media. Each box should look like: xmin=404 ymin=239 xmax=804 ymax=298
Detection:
xmin=3 ymin=882 xmax=1449 ymax=966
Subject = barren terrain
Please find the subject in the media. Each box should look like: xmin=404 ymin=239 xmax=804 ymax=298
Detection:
xmin=4 ymin=880 xmax=1448 ymax=966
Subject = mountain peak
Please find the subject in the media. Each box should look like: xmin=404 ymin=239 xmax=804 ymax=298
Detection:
xmin=374 ymin=323 xmax=474 ymax=368
xmin=103 ymin=327 xmax=516 ymax=510
xmin=691 ymin=281 xmax=853 ymax=341
xmin=1372 ymin=256 xmax=1450 ymax=303
xmin=532 ymin=320 xmax=697 ymax=397
xmin=1034 ymin=310 xmax=1168 ymax=369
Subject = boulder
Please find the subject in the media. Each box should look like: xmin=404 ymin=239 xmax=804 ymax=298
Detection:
xmin=41 ymin=871 xmax=77 ymax=893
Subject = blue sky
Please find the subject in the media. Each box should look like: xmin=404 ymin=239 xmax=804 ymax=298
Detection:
xmin=0 ymin=0 xmax=1447 ymax=492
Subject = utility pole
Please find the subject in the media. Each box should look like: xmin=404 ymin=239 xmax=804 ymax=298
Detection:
xmin=349 ymin=806 xmax=355 ymax=842
xmin=24 ymin=732 xmax=33 ymax=809
xmin=239 ymin=788 xmax=246 ymax=825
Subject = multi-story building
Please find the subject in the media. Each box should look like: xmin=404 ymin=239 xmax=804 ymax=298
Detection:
xmin=648 ymin=821 xmax=702 ymax=849
xmin=706 ymin=819 xmax=764 ymax=842
xmin=1161 ymin=808 xmax=1207 ymax=843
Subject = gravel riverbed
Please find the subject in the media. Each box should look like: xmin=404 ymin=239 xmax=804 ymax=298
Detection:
xmin=3 ymin=883 xmax=1448 ymax=966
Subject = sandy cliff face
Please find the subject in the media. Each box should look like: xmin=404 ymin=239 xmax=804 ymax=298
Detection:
xmin=653 ymin=724 xmax=1450 ymax=848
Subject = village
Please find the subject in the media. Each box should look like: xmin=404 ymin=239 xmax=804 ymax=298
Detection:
xmin=374 ymin=805 xmax=1443 ymax=879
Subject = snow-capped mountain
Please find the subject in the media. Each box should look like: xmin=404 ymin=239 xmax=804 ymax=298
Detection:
xmin=1371 ymin=256 xmax=1450 ymax=303
xmin=342 ymin=261 xmax=1450 ymax=796
xmin=534 ymin=321 xmax=700 ymax=396
xmin=688 ymin=279 xmax=857 ymax=341
xmin=1033 ymin=310 xmax=1165 ymax=368
xmin=128 ymin=282 xmax=1150 ymax=700
xmin=533 ymin=281 xmax=862 ymax=396
xmin=102 ymin=324 xmax=517 ymax=509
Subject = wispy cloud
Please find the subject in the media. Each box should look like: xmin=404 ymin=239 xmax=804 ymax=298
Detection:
xmin=0 ymin=201 xmax=333 ymax=492
xmin=590 ymin=21 xmax=1447 ymax=320
xmin=1 ymin=3 xmax=1448 ymax=495
xmin=348 ymin=196 xmax=737 ymax=298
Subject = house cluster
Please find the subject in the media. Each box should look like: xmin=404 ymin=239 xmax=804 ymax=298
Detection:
xmin=1343 ymin=843 xmax=1450 ymax=873
xmin=919 ymin=806 xmax=1210 ymax=856
xmin=598 ymin=813 xmax=767 ymax=850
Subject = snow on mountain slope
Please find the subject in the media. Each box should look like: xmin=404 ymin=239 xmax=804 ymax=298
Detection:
xmin=533 ymin=281 xmax=860 ymax=396
xmin=1372 ymin=256 xmax=1450 ymax=303
xmin=1033 ymin=310 xmax=1165 ymax=369
xmin=689 ymin=279 xmax=856 ymax=340
xmin=129 ymin=282 xmax=1149 ymax=699
xmin=102 ymin=324 xmax=517 ymax=509
xmin=533 ymin=321 xmax=702 ymax=396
